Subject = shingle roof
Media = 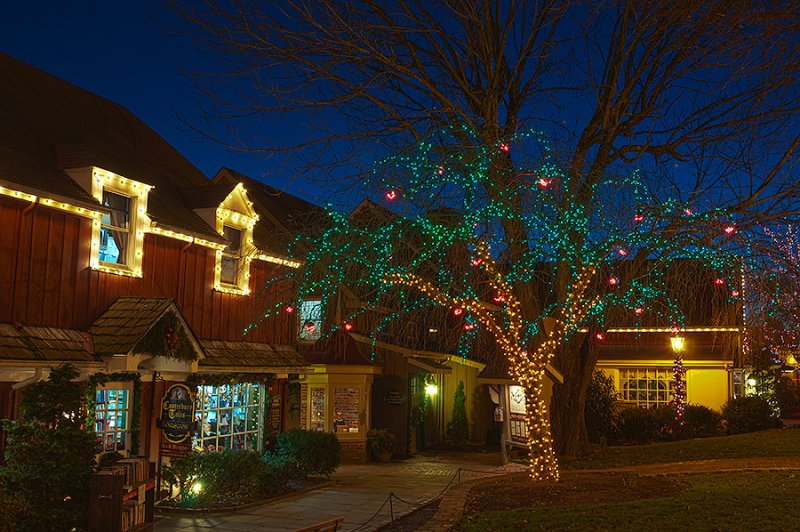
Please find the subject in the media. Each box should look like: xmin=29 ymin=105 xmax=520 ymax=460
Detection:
xmin=89 ymin=298 xmax=175 ymax=356
xmin=199 ymin=339 xmax=309 ymax=371
xmin=0 ymin=323 xmax=97 ymax=362
xmin=0 ymin=53 xmax=223 ymax=244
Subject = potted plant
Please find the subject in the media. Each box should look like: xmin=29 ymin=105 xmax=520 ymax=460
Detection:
xmin=366 ymin=428 xmax=396 ymax=462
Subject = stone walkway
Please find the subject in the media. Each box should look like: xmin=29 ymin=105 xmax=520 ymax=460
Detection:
xmin=154 ymin=451 xmax=525 ymax=532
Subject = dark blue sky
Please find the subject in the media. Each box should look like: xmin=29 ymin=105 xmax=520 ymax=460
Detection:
xmin=0 ymin=1 xmax=327 ymax=205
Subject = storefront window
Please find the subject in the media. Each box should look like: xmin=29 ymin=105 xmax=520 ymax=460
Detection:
xmin=95 ymin=388 xmax=130 ymax=451
xmin=333 ymin=387 xmax=359 ymax=433
xmin=193 ymin=383 xmax=263 ymax=452
xmin=620 ymin=367 xmax=676 ymax=408
xmin=310 ymin=386 xmax=326 ymax=431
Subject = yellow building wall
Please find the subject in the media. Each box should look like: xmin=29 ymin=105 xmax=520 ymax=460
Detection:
xmin=441 ymin=362 xmax=482 ymax=442
xmin=686 ymin=368 xmax=729 ymax=411
xmin=597 ymin=364 xmax=730 ymax=411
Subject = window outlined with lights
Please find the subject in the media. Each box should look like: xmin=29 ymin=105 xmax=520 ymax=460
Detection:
xmin=87 ymin=167 xmax=151 ymax=277
xmin=213 ymin=184 xmax=258 ymax=295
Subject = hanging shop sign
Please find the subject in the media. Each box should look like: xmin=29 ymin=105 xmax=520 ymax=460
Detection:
xmin=160 ymin=383 xmax=195 ymax=444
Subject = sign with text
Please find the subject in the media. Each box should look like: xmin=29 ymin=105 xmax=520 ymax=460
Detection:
xmin=507 ymin=385 xmax=527 ymax=444
xmin=160 ymin=383 xmax=195 ymax=444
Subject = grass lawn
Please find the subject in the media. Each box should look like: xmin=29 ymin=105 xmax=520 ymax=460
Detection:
xmin=566 ymin=428 xmax=800 ymax=469
xmin=457 ymin=471 xmax=800 ymax=531
xmin=460 ymin=429 xmax=800 ymax=531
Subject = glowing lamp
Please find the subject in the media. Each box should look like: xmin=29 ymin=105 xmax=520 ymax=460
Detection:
xmin=747 ymin=377 xmax=757 ymax=387
xmin=425 ymin=383 xmax=438 ymax=396
xmin=191 ymin=482 xmax=203 ymax=494
xmin=670 ymin=335 xmax=686 ymax=353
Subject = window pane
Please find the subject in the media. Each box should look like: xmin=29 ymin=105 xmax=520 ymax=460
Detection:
xmin=220 ymin=256 xmax=237 ymax=284
xmin=223 ymin=226 xmax=242 ymax=254
xmin=102 ymin=191 xmax=130 ymax=229
xmin=193 ymin=383 xmax=262 ymax=453
xmin=299 ymin=300 xmax=323 ymax=340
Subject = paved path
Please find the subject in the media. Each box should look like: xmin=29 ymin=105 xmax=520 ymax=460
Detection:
xmin=155 ymin=452 xmax=800 ymax=531
xmin=154 ymin=451 xmax=525 ymax=532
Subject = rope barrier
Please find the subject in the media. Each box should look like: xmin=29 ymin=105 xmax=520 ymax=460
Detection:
xmin=344 ymin=464 xmax=519 ymax=531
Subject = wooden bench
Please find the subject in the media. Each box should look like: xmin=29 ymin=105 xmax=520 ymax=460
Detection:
xmin=294 ymin=516 xmax=345 ymax=532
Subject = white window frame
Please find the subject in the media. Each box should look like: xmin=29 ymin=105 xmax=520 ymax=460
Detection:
xmin=94 ymin=382 xmax=133 ymax=452
xmin=620 ymin=367 xmax=676 ymax=408
xmin=193 ymin=382 xmax=265 ymax=452
xmin=88 ymin=168 xmax=150 ymax=277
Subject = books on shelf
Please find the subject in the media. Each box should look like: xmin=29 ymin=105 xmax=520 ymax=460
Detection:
xmin=99 ymin=458 xmax=153 ymax=532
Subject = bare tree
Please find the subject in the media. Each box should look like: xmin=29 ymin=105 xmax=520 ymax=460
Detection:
xmin=174 ymin=0 xmax=800 ymax=474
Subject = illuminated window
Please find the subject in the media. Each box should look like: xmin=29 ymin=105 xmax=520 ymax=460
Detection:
xmin=86 ymin=167 xmax=151 ymax=277
xmin=333 ymin=387 xmax=360 ymax=433
xmin=95 ymin=387 xmax=130 ymax=451
xmin=219 ymin=226 xmax=242 ymax=286
xmin=99 ymin=190 xmax=131 ymax=265
xmin=310 ymin=386 xmax=326 ymax=431
xmin=193 ymin=383 xmax=263 ymax=452
xmin=620 ymin=368 xmax=676 ymax=408
xmin=299 ymin=299 xmax=323 ymax=341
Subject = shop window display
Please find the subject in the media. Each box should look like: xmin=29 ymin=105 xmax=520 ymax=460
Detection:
xmin=193 ymin=383 xmax=263 ymax=452
xmin=333 ymin=387 xmax=360 ymax=433
xmin=95 ymin=388 xmax=130 ymax=451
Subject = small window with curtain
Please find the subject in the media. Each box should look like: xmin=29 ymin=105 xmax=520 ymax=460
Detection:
xmin=99 ymin=190 xmax=131 ymax=265
xmin=220 ymin=226 xmax=242 ymax=286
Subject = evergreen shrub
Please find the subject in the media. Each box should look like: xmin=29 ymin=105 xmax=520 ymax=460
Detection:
xmin=585 ymin=370 xmax=618 ymax=443
xmin=445 ymin=381 xmax=469 ymax=447
xmin=722 ymin=395 xmax=782 ymax=434
xmin=274 ymin=429 xmax=341 ymax=477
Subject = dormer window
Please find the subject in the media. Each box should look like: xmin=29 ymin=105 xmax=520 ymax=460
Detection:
xmin=75 ymin=167 xmax=151 ymax=278
xmin=99 ymin=190 xmax=131 ymax=265
xmin=212 ymin=183 xmax=258 ymax=295
xmin=220 ymin=226 xmax=242 ymax=286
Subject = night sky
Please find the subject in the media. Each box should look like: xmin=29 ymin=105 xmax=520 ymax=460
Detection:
xmin=0 ymin=1 xmax=327 ymax=205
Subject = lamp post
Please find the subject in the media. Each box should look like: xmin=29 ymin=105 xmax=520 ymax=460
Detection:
xmin=671 ymin=334 xmax=686 ymax=426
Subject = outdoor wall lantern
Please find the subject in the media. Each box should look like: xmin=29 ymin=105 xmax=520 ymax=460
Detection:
xmin=424 ymin=383 xmax=438 ymax=396
xmin=670 ymin=335 xmax=686 ymax=353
